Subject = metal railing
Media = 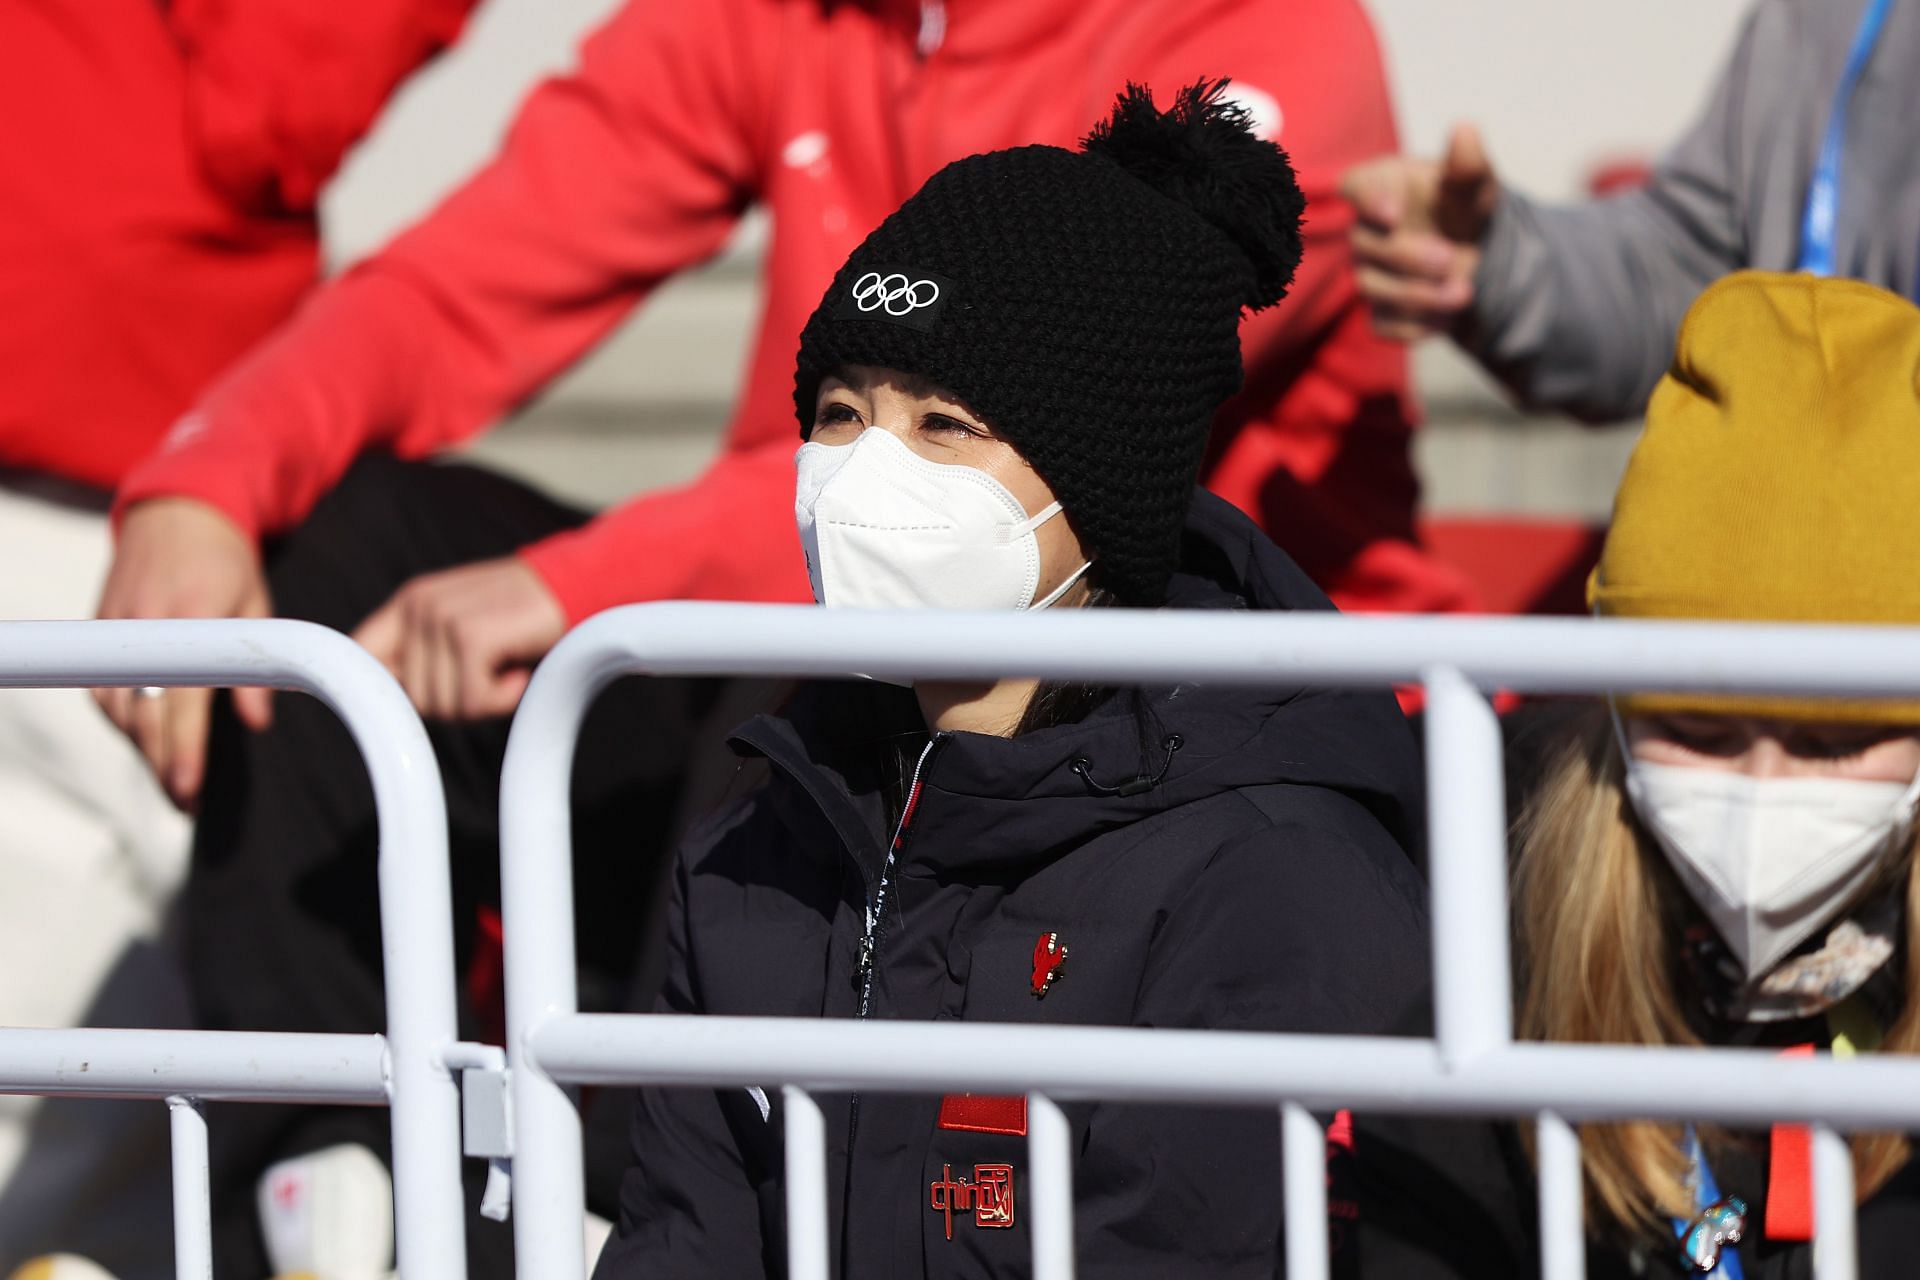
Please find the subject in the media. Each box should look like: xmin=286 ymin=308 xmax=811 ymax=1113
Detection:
xmin=0 ymin=620 xmax=468 ymax=1280
xmin=500 ymin=603 xmax=1920 ymax=1280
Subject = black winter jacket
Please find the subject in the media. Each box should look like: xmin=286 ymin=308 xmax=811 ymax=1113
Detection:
xmin=1355 ymin=973 xmax=1920 ymax=1277
xmin=595 ymin=493 xmax=1433 ymax=1279
xmin=1357 ymin=1111 xmax=1920 ymax=1279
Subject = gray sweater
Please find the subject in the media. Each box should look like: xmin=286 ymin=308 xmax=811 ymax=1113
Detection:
xmin=1465 ymin=0 xmax=1920 ymax=421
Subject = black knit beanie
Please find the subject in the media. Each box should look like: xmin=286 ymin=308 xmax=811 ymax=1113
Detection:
xmin=793 ymin=78 xmax=1304 ymax=606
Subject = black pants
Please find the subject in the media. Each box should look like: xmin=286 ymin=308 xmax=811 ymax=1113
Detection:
xmin=189 ymin=455 xmax=753 ymax=1277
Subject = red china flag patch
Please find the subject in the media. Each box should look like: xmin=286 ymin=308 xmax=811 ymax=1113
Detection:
xmin=938 ymin=1094 xmax=1028 ymax=1136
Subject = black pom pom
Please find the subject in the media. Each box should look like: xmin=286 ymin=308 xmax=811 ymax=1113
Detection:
xmin=1082 ymin=78 xmax=1304 ymax=312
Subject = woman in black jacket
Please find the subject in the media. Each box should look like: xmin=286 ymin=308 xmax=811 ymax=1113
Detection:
xmin=593 ymin=81 xmax=1433 ymax=1279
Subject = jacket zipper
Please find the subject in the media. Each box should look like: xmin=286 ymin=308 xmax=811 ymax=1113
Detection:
xmin=841 ymin=735 xmax=942 ymax=1240
xmin=915 ymin=0 xmax=947 ymax=58
xmin=856 ymin=735 xmax=938 ymax=1017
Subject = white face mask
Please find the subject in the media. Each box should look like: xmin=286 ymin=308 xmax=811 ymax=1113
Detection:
xmin=1616 ymin=716 xmax=1920 ymax=983
xmin=794 ymin=427 xmax=1091 ymax=611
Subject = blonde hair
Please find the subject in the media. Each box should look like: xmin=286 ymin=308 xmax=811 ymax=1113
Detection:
xmin=1512 ymin=707 xmax=1920 ymax=1239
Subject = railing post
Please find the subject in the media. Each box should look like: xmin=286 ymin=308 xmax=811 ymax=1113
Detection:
xmin=1028 ymin=1093 xmax=1075 ymax=1280
xmin=503 ymin=618 xmax=637 ymax=1280
xmin=1536 ymin=1111 xmax=1585 ymax=1280
xmin=323 ymin=640 xmax=467 ymax=1280
xmin=1280 ymin=1103 xmax=1329 ymax=1280
xmin=1812 ymin=1125 xmax=1857 ymax=1280
xmin=783 ymin=1086 xmax=831 ymax=1280
xmin=1421 ymin=665 xmax=1513 ymax=1065
xmin=168 ymin=1095 xmax=213 ymax=1280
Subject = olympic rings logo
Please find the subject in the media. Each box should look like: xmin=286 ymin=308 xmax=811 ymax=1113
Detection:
xmin=851 ymin=271 xmax=941 ymax=316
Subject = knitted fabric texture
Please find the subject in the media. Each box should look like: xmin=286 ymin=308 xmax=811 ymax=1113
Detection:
xmin=1592 ymin=270 xmax=1920 ymax=723
xmin=793 ymin=80 xmax=1303 ymax=606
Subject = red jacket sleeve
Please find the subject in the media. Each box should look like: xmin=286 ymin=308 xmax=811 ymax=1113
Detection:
xmin=118 ymin=0 xmax=762 ymax=551
xmin=168 ymin=0 xmax=478 ymax=215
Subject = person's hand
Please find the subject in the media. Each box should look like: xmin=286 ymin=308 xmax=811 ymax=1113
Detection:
xmin=352 ymin=556 xmax=567 ymax=721
xmin=94 ymin=497 xmax=274 ymax=811
xmin=1340 ymin=124 xmax=1501 ymax=342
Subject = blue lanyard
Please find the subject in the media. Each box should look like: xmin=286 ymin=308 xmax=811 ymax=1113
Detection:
xmin=1673 ymin=1127 xmax=1748 ymax=1277
xmin=1796 ymin=0 xmax=1896 ymax=276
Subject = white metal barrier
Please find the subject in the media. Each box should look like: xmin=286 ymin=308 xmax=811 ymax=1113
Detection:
xmin=0 ymin=620 xmax=468 ymax=1280
xmin=500 ymin=602 xmax=1920 ymax=1280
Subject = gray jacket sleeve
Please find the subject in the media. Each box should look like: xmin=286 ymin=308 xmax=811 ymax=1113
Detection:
xmin=1459 ymin=5 xmax=1777 ymax=421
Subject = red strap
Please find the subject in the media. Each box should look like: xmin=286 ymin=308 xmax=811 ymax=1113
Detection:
xmin=467 ymin=907 xmax=507 ymax=1048
xmin=1327 ymin=1109 xmax=1359 ymax=1231
xmin=938 ymin=1095 xmax=1027 ymax=1136
xmin=1326 ymin=1108 xmax=1354 ymax=1153
xmin=1765 ymin=1045 xmax=1815 ymax=1242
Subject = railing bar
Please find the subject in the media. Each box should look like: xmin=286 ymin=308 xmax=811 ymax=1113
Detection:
xmin=1812 ymin=1124 xmax=1857 ymax=1280
xmin=505 ymin=602 xmax=1920 ymax=700
xmin=0 ymin=1027 xmax=389 ymax=1103
xmin=530 ymin=1017 xmax=1920 ymax=1131
xmin=1421 ymin=666 xmax=1512 ymax=1066
xmin=169 ymin=1095 xmax=213 ymax=1280
xmin=1536 ymin=1111 xmax=1585 ymax=1280
xmin=1028 ymin=1093 xmax=1075 ymax=1280
xmin=1280 ymin=1103 xmax=1329 ymax=1280
xmin=782 ymin=1086 xmax=831 ymax=1280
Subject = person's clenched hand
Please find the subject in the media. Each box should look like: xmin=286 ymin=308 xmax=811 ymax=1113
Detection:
xmin=352 ymin=556 xmax=567 ymax=721
xmin=1339 ymin=124 xmax=1500 ymax=342
xmin=94 ymin=497 xmax=274 ymax=811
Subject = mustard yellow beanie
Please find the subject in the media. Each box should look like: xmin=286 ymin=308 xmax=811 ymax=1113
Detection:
xmin=1591 ymin=270 xmax=1920 ymax=723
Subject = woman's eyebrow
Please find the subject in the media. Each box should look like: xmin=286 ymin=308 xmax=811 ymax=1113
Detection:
xmin=818 ymin=363 xmax=876 ymax=395
xmin=884 ymin=369 xmax=940 ymax=399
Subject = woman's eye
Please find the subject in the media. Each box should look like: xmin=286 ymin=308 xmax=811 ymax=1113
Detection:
xmin=1656 ymin=722 xmax=1741 ymax=756
xmin=813 ymin=403 xmax=863 ymax=430
xmin=921 ymin=413 xmax=983 ymax=438
xmin=1789 ymin=731 xmax=1887 ymax=761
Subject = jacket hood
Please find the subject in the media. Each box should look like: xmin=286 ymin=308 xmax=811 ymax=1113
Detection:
xmin=732 ymin=489 xmax=1423 ymax=878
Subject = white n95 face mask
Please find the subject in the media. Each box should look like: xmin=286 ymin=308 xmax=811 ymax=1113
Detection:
xmin=1618 ymin=726 xmax=1920 ymax=983
xmin=794 ymin=427 xmax=1090 ymax=611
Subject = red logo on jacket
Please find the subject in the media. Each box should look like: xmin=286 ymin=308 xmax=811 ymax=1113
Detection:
xmin=1030 ymin=932 xmax=1067 ymax=997
xmin=928 ymin=1163 xmax=1015 ymax=1238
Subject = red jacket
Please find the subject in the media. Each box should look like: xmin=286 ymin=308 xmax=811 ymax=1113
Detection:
xmin=119 ymin=0 xmax=1481 ymax=617
xmin=0 ymin=0 xmax=471 ymax=490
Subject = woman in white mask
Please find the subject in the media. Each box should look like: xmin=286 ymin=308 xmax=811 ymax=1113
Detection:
xmin=1357 ymin=272 xmax=1920 ymax=1279
xmin=793 ymin=363 xmax=1099 ymax=734
xmin=593 ymin=82 xmax=1437 ymax=1280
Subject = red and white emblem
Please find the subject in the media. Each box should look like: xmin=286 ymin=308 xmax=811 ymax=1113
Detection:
xmin=1030 ymin=932 xmax=1067 ymax=998
xmin=928 ymin=1163 xmax=1015 ymax=1238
